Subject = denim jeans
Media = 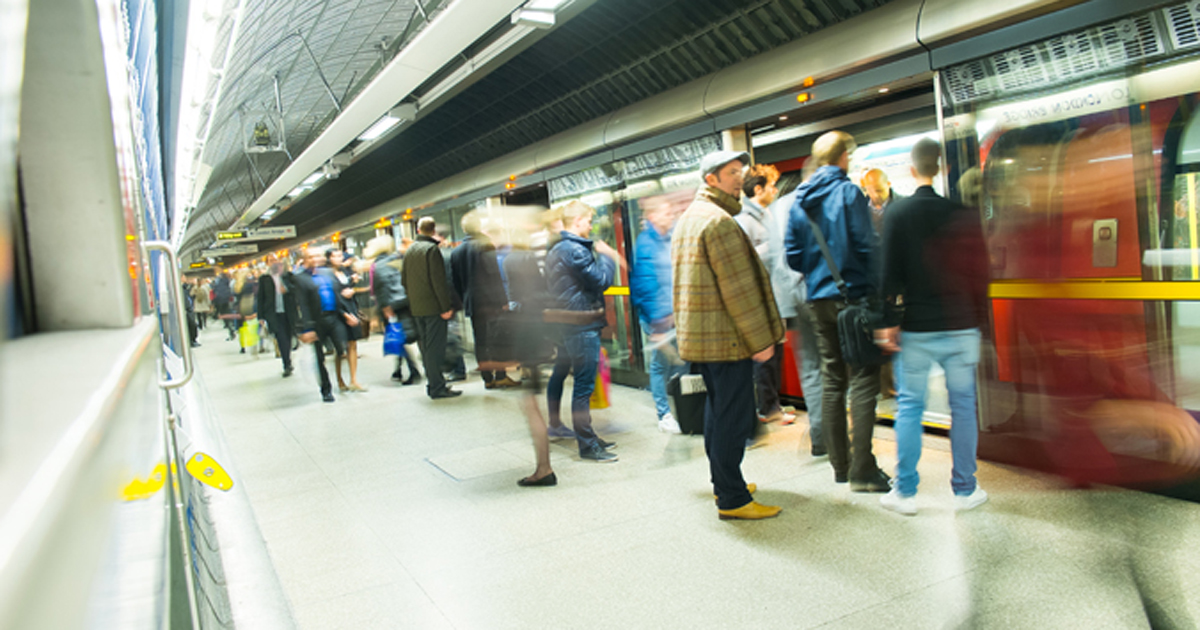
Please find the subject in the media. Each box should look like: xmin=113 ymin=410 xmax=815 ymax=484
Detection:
xmin=649 ymin=340 xmax=688 ymax=420
xmin=792 ymin=315 xmax=824 ymax=449
xmin=893 ymin=328 xmax=981 ymax=497
xmin=546 ymin=329 xmax=601 ymax=452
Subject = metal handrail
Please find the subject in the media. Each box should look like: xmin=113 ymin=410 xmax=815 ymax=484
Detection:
xmin=143 ymin=241 xmax=194 ymax=389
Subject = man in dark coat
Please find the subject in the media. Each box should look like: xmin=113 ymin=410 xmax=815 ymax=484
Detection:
xmin=451 ymin=211 xmax=519 ymax=389
xmin=291 ymin=248 xmax=337 ymax=402
xmin=257 ymin=261 xmax=298 ymax=377
xmin=401 ymin=217 xmax=461 ymax=399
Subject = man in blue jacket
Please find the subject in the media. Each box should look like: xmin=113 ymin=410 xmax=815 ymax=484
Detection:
xmin=785 ymin=130 xmax=890 ymax=493
xmin=546 ymin=201 xmax=621 ymax=462
xmin=630 ymin=195 xmax=686 ymax=434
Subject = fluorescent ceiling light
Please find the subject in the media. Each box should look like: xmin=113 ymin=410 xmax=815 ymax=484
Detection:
xmin=287 ymin=186 xmax=309 ymax=198
xmin=512 ymin=9 xmax=555 ymax=28
xmin=525 ymin=0 xmax=569 ymax=9
xmin=358 ymin=115 xmax=400 ymax=142
xmin=302 ymin=172 xmax=325 ymax=186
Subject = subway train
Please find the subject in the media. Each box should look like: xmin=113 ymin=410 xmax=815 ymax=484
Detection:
xmin=4 ymin=0 xmax=1200 ymax=626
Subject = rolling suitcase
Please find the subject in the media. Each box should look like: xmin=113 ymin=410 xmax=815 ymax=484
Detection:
xmin=666 ymin=371 xmax=706 ymax=435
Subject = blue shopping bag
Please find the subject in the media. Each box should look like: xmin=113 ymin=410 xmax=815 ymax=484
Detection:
xmin=383 ymin=321 xmax=406 ymax=357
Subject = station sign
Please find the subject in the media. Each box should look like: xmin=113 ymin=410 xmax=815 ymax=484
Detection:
xmin=216 ymin=226 xmax=297 ymax=241
xmin=201 ymin=244 xmax=259 ymax=257
xmin=189 ymin=262 xmax=209 ymax=269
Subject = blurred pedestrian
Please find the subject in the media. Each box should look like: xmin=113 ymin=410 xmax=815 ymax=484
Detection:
xmin=292 ymin=247 xmax=337 ymax=403
xmin=327 ymin=249 xmax=367 ymax=392
xmin=191 ymin=278 xmax=212 ymax=330
xmin=257 ymin=260 xmax=296 ymax=377
xmin=451 ymin=211 xmax=520 ymax=389
xmin=366 ymin=235 xmax=422 ymax=385
xmin=630 ymin=195 xmax=687 ymax=434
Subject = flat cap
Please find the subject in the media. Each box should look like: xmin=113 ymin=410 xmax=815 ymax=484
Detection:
xmin=699 ymin=150 xmax=750 ymax=177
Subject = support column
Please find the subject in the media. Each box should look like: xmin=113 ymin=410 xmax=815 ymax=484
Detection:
xmin=722 ymin=126 xmax=754 ymax=164
xmin=19 ymin=0 xmax=134 ymax=330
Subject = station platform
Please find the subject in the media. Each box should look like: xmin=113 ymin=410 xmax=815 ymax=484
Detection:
xmin=192 ymin=325 xmax=1200 ymax=630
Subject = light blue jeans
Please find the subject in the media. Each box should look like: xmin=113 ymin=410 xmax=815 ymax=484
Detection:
xmin=649 ymin=340 xmax=688 ymax=420
xmin=893 ymin=328 xmax=981 ymax=497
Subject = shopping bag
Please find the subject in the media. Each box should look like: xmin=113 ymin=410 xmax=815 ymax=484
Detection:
xmin=238 ymin=320 xmax=259 ymax=348
xmin=383 ymin=321 xmax=406 ymax=357
xmin=590 ymin=348 xmax=611 ymax=409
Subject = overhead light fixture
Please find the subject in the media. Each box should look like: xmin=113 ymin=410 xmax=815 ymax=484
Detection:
xmin=879 ymin=87 xmax=890 ymax=93
xmin=525 ymin=0 xmax=569 ymax=9
xmin=779 ymin=115 xmax=788 ymax=121
xmin=512 ymin=8 xmax=555 ymax=28
xmin=287 ymin=186 xmax=309 ymax=198
xmin=357 ymin=104 xmax=418 ymax=143
xmin=302 ymin=172 xmax=324 ymax=186
xmin=358 ymin=115 xmax=401 ymax=141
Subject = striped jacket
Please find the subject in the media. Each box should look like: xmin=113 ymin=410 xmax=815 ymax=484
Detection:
xmin=672 ymin=186 xmax=784 ymax=363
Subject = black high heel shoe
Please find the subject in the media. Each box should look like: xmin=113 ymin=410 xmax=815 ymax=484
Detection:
xmin=517 ymin=472 xmax=557 ymax=487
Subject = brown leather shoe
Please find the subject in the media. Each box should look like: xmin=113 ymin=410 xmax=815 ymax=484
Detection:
xmin=718 ymin=501 xmax=782 ymax=521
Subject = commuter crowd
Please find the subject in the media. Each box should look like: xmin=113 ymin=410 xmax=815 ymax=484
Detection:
xmin=184 ymin=130 xmax=989 ymax=520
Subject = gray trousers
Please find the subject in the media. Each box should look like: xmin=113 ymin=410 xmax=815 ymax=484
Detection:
xmin=413 ymin=316 xmax=448 ymax=397
xmin=790 ymin=315 xmax=824 ymax=450
xmin=804 ymin=300 xmax=880 ymax=481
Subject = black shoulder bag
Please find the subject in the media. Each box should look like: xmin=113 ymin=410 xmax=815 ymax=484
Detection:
xmin=803 ymin=211 xmax=888 ymax=369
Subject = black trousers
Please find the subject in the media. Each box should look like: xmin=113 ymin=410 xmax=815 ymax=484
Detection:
xmin=804 ymin=299 xmax=881 ymax=481
xmin=272 ymin=317 xmax=292 ymax=370
xmin=313 ymin=331 xmax=332 ymax=396
xmin=414 ymin=315 xmax=448 ymax=396
xmin=697 ymin=359 xmax=757 ymax=510
xmin=754 ymin=342 xmax=784 ymax=416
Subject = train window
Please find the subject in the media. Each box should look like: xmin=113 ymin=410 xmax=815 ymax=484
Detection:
xmin=1171 ymin=105 xmax=1200 ymax=281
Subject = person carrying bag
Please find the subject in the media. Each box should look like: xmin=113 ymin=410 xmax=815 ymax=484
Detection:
xmin=802 ymin=211 xmax=888 ymax=370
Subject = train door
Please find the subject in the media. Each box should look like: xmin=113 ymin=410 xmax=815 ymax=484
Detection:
xmin=940 ymin=41 xmax=1200 ymax=490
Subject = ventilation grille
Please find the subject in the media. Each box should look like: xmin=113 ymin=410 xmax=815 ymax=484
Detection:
xmin=1164 ymin=2 xmax=1200 ymax=50
xmin=944 ymin=60 xmax=992 ymax=106
xmin=944 ymin=6 xmax=1180 ymax=106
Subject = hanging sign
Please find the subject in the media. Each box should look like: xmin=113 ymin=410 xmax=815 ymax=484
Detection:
xmin=216 ymin=226 xmax=297 ymax=242
xmin=201 ymin=244 xmax=259 ymax=257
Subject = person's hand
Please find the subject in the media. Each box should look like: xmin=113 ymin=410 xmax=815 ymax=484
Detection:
xmin=299 ymin=331 xmax=317 ymax=344
xmin=382 ymin=306 xmax=394 ymax=319
xmin=875 ymin=326 xmax=900 ymax=354
xmin=345 ymin=313 xmax=359 ymax=327
xmin=441 ymin=310 xmax=453 ymax=320
xmin=752 ymin=345 xmax=775 ymax=363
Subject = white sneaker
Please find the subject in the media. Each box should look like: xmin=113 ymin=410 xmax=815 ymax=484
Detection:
xmin=880 ymin=488 xmax=917 ymax=516
xmin=954 ymin=487 xmax=988 ymax=512
xmin=658 ymin=413 xmax=683 ymax=434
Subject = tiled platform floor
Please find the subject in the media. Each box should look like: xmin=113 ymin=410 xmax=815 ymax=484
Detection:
xmin=193 ymin=325 xmax=1200 ymax=629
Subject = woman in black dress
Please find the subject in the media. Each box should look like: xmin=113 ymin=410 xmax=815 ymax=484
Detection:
xmin=327 ymin=249 xmax=367 ymax=392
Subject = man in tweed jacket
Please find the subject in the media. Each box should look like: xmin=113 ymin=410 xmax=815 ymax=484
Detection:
xmin=672 ymin=150 xmax=785 ymax=521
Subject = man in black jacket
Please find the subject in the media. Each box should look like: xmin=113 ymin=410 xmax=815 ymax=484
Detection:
xmin=401 ymin=217 xmax=460 ymax=399
xmin=875 ymin=138 xmax=989 ymax=516
xmin=257 ymin=260 xmax=297 ymax=377
xmin=292 ymin=248 xmax=338 ymax=402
